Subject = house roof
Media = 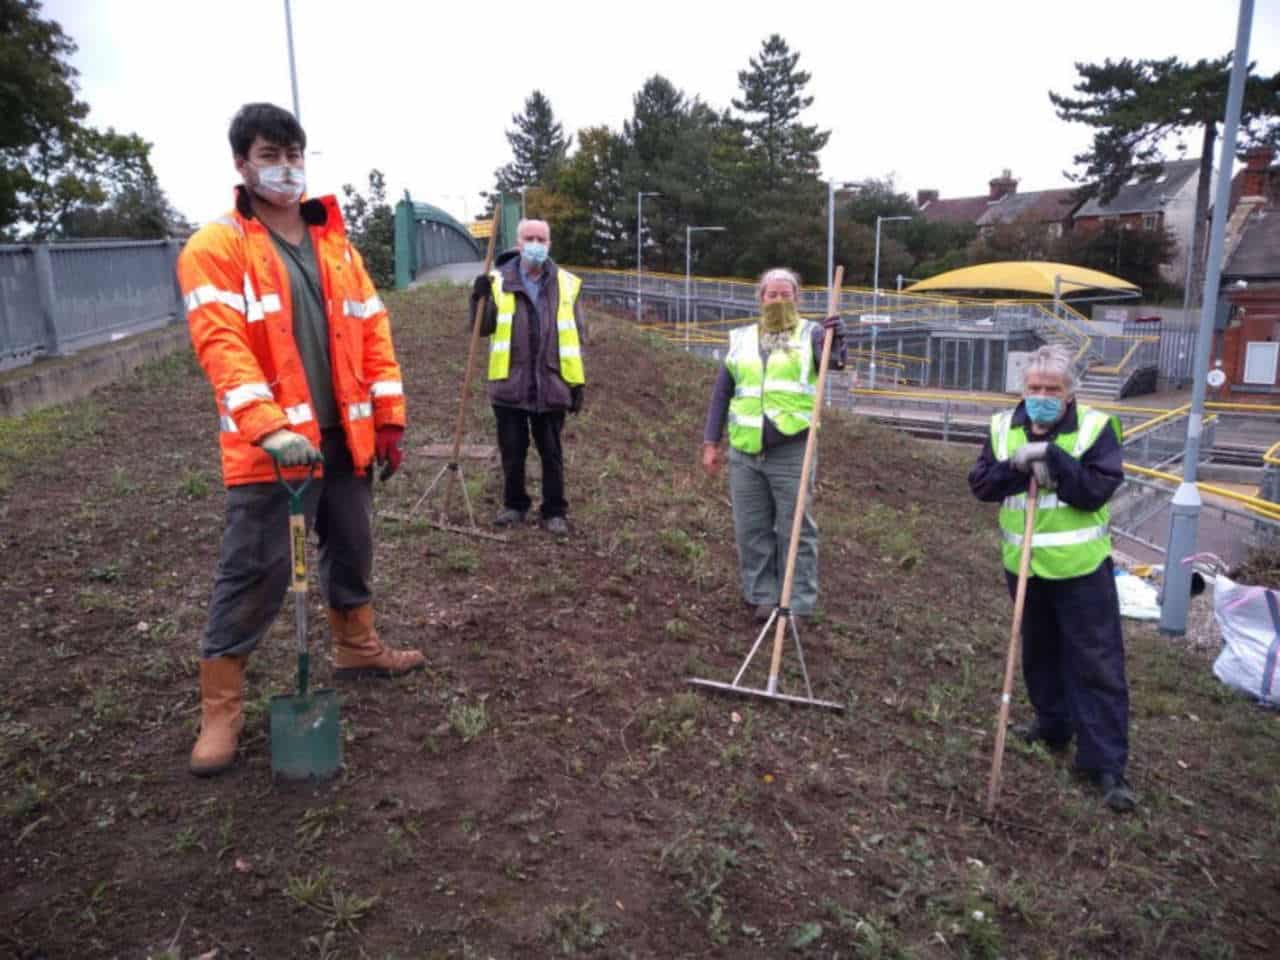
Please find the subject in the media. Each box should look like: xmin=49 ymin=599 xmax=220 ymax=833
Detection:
xmin=975 ymin=188 xmax=1080 ymax=227
xmin=1224 ymin=208 xmax=1280 ymax=278
xmin=1076 ymin=159 xmax=1201 ymax=217
xmin=919 ymin=195 xmax=991 ymax=225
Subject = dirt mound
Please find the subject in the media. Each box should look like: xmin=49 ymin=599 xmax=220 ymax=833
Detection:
xmin=1 ymin=286 xmax=1277 ymax=958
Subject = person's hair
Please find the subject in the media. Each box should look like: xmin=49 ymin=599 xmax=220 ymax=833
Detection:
xmin=1025 ymin=344 xmax=1077 ymax=392
xmin=756 ymin=267 xmax=801 ymax=301
xmin=228 ymin=103 xmax=306 ymax=158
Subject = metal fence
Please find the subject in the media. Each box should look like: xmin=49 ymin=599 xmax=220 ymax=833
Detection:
xmin=1157 ymin=328 xmax=1199 ymax=386
xmin=0 ymin=240 xmax=183 ymax=371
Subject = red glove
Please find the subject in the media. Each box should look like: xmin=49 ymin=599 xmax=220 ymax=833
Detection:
xmin=375 ymin=426 xmax=404 ymax=480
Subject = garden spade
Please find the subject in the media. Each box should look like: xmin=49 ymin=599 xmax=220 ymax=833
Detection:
xmin=269 ymin=458 xmax=341 ymax=782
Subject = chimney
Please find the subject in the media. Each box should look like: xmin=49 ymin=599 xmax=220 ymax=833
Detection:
xmin=988 ymin=168 xmax=1018 ymax=201
xmin=917 ymin=189 xmax=939 ymax=207
xmin=1241 ymin=145 xmax=1275 ymax=199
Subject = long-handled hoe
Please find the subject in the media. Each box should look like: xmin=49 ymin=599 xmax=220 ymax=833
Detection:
xmin=386 ymin=207 xmax=507 ymax=542
xmin=687 ymin=266 xmax=845 ymax=712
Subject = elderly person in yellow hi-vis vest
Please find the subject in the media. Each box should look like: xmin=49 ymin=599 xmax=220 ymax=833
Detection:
xmin=968 ymin=344 xmax=1136 ymax=813
xmin=701 ymin=268 xmax=846 ymax=622
xmin=471 ymin=219 xmax=585 ymax=537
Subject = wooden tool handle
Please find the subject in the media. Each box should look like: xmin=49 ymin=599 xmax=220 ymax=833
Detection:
xmin=441 ymin=206 xmax=503 ymax=516
xmin=985 ymin=475 xmax=1038 ymax=815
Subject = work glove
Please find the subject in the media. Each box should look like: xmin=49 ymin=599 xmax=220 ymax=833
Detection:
xmin=375 ymin=425 xmax=404 ymax=481
xmin=472 ymin=275 xmax=491 ymax=300
xmin=1032 ymin=460 xmax=1055 ymax=492
xmin=1011 ymin=441 xmax=1050 ymax=473
xmin=569 ymin=386 xmax=584 ymax=415
xmin=261 ymin=428 xmax=321 ymax=467
xmin=822 ymin=314 xmax=847 ymax=338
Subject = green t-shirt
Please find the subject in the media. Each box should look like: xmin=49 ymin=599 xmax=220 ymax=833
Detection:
xmin=270 ymin=229 xmax=339 ymax=429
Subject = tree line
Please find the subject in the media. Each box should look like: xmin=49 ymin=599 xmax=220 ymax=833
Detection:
xmin=481 ymin=35 xmax=1278 ymax=298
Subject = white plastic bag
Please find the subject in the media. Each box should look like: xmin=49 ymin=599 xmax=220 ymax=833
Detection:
xmin=1211 ymin=575 xmax=1280 ymax=707
xmin=1115 ymin=571 xmax=1160 ymax=620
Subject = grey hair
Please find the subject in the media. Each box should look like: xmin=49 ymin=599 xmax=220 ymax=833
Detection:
xmin=756 ymin=267 xmax=801 ymax=301
xmin=1025 ymin=344 xmax=1077 ymax=393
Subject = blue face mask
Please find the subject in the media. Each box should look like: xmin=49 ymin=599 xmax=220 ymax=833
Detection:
xmin=1025 ymin=395 xmax=1062 ymax=425
xmin=521 ymin=241 xmax=549 ymax=266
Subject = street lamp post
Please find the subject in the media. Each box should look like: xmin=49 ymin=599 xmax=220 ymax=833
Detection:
xmin=826 ymin=179 xmax=857 ymax=290
xmin=685 ymin=225 xmax=726 ymax=349
xmin=284 ymin=0 xmax=301 ymax=121
xmin=636 ymin=191 xmax=661 ymax=325
xmin=1160 ymin=0 xmax=1254 ymax=635
xmin=870 ymin=215 xmax=912 ymax=390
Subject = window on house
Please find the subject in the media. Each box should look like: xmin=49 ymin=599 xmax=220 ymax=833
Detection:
xmin=1047 ymin=222 xmax=1063 ymax=238
xmin=1244 ymin=341 xmax=1279 ymax=385
xmin=1142 ymin=214 xmax=1158 ymax=231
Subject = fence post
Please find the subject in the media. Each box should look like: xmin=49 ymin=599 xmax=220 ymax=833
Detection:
xmin=393 ymin=197 xmax=413 ymax=290
xmin=30 ymin=243 xmax=61 ymax=357
xmin=166 ymin=238 xmax=186 ymax=325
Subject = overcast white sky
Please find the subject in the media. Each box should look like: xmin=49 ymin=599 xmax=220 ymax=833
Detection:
xmin=42 ymin=0 xmax=1280 ymax=226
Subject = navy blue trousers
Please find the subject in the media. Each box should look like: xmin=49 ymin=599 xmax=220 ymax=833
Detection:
xmin=1005 ymin=557 xmax=1129 ymax=775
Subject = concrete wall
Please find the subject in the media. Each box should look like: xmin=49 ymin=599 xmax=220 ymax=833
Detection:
xmin=0 ymin=325 xmax=191 ymax=419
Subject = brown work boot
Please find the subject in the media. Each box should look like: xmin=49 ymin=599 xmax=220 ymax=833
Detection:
xmin=329 ymin=604 xmax=425 ymax=679
xmin=189 ymin=655 xmax=246 ymax=777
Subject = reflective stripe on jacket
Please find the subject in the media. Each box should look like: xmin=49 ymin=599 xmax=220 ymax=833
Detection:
xmin=487 ymin=267 xmax=584 ymax=385
xmin=724 ymin=320 xmax=818 ymax=454
xmin=991 ymin=405 xmax=1119 ymax=579
xmin=179 ymin=188 xmax=405 ymax=486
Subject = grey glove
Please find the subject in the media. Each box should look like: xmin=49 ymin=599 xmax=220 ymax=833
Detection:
xmin=822 ymin=314 xmax=848 ymax=338
xmin=1032 ymin=460 xmax=1055 ymax=492
xmin=261 ymin=428 xmax=321 ymax=466
xmin=1011 ymin=441 xmax=1050 ymax=473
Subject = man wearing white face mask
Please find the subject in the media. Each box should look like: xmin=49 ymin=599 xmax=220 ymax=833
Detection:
xmin=968 ymin=345 xmax=1135 ymax=813
xmin=470 ymin=219 xmax=586 ymax=536
xmin=178 ymin=103 xmax=423 ymax=778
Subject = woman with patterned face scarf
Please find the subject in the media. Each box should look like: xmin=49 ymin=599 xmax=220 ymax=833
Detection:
xmin=700 ymin=268 xmax=847 ymax=622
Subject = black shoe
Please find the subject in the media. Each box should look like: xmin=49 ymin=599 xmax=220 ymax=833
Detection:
xmin=1099 ymin=772 xmax=1136 ymax=813
xmin=1013 ymin=718 xmax=1070 ymax=753
xmin=493 ymin=507 xmax=527 ymax=528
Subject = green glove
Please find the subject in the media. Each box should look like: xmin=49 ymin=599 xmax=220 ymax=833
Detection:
xmin=260 ymin=428 xmax=321 ymax=466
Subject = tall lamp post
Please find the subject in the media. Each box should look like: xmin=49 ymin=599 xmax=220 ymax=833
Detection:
xmin=1160 ymin=0 xmax=1254 ymax=635
xmin=685 ymin=225 xmax=726 ymax=349
xmin=284 ymin=0 xmax=301 ymax=121
xmin=636 ymin=191 xmax=661 ymax=325
xmin=826 ymin=179 xmax=857 ymax=290
xmin=868 ymin=215 xmax=912 ymax=389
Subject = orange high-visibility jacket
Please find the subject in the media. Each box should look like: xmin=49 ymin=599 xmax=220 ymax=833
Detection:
xmin=178 ymin=188 xmax=406 ymax=487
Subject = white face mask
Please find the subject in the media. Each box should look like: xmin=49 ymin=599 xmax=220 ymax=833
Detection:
xmin=250 ymin=163 xmax=305 ymax=205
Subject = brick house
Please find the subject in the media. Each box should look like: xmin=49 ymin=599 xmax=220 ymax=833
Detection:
xmin=917 ymin=170 xmax=1078 ymax=236
xmin=1072 ymin=158 xmax=1202 ymax=284
xmin=1219 ymin=147 xmax=1280 ymax=400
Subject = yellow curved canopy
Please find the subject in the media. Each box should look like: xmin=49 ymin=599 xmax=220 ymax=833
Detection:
xmin=905 ymin=261 xmax=1140 ymax=296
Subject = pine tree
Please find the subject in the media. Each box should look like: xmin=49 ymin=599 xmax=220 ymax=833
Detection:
xmin=492 ymin=90 xmax=572 ymax=197
xmin=1051 ymin=55 xmax=1280 ymax=304
xmin=731 ymin=34 xmax=830 ymax=189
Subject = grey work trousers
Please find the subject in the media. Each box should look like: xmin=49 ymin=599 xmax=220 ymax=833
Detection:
xmin=202 ymin=429 xmax=373 ymax=659
xmin=727 ymin=442 xmax=819 ymax=615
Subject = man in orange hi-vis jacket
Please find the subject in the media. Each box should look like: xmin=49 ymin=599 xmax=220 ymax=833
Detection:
xmin=178 ymin=103 xmax=424 ymax=778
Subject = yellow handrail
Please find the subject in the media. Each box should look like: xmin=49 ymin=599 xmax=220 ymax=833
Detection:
xmin=1266 ymin=440 xmax=1280 ymax=467
xmin=1124 ymin=462 xmax=1280 ymax=521
xmin=1092 ymin=336 xmax=1159 ymax=376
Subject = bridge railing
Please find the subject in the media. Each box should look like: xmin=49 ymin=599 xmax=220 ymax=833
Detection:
xmin=1 ymin=239 xmax=184 ymax=371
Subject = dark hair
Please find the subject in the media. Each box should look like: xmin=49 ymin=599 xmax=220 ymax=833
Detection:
xmin=228 ymin=103 xmax=306 ymax=158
